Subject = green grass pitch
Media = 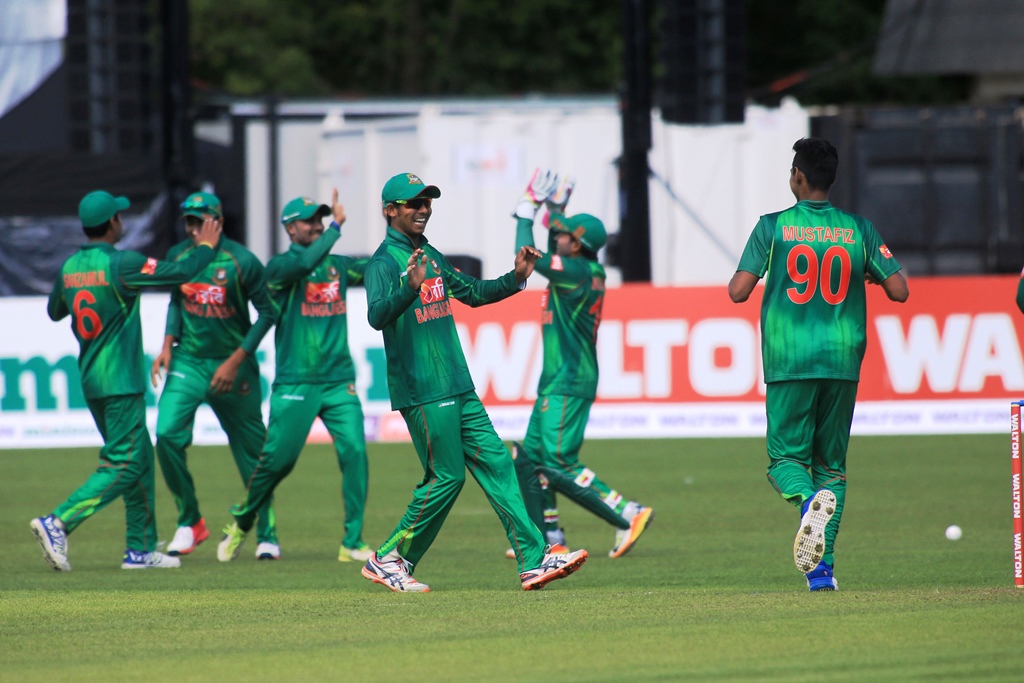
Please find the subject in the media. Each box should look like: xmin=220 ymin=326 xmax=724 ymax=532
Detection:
xmin=2 ymin=434 xmax=1022 ymax=681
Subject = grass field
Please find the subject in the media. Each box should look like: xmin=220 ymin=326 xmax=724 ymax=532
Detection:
xmin=2 ymin=434 xmax=1022 ymax=682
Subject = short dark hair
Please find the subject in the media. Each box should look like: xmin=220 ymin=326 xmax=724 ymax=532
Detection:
xmin=792 ymin=137 xmax=838 ymax=191
xmin=83 ymin=219 xmax=113 ymax=238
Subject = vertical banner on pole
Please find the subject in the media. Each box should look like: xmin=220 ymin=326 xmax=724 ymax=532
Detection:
xmin=1011 ymin=401 xmax=1024 ymax=587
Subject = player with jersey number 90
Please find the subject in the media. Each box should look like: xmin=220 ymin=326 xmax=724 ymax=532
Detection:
xmin=728 ymin=138 xmax=908 ymax=592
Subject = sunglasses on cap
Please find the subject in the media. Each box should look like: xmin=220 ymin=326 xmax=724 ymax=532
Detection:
xmin=394 ymin=197 xmax=432 ymax=210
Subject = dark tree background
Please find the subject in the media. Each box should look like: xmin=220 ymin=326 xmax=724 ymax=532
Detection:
xmin=189 ymin=0 xmax=969 ymax=104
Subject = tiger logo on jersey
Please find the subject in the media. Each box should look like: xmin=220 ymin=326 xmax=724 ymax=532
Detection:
xmin=181 ymin=282 xmax=226 ymax=305
xmin=306 ymin=281 xmax=340 ymax=303
xmin=212 ymin=267 xmax=229 ymax=286
xmin=430 ymin=259 xmax=441 ymax=274
xmin=327 ymin=265 xmax=340 ymax=281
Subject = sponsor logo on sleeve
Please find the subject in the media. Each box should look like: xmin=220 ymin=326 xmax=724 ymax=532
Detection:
xmin=879 ymin=244 xmax=893 ymax=259
xmin=141 ymin=258 xmax=158 ymax=275
xmin=551 ymin=255 xmax=564 ymax=271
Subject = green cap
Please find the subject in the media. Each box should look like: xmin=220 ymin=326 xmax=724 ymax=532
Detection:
xmin=280 ymin=197 xmax=330 ymax=224
xmin=549 ymin=212 xmax=607 ymax=252
xmin=79 ymin=190 xmax=130 ymax=229
xmin=181 ymin=191 xmax=222 ymax=219
xmin=381 ymin=173 xmax=441 ymax=206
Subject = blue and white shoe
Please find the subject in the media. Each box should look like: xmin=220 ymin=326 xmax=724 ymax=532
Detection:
xmin=122 ymin=549 xmax=182 ymax=569
xmin=794 ymin=489 xmax=836 ymax=573
xmin=30 ymin=515 xmax=71 ymax=572
xmin=805 ymin=561 xmax=838 ymax=591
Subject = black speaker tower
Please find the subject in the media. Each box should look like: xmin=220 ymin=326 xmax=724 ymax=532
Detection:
xmin=658 ymin=0 xmax=746 ymax=124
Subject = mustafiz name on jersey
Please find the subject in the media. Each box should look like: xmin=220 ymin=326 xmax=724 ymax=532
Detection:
xmin=782 ymin=226 xmax=856 ymax=244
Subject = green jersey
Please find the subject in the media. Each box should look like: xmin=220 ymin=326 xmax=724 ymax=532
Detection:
xmin=516 ymin=217 xmax=605 ymax=398
xmin=736 ymin=200 xmax=902 ymax=383
xmin=48 ymin=242 xmax=216 ymax=399
xmin=163 ymin=237 xmax=276 ymax=359
xmin=265 ymin=225 xmax=367 ymax=386
xmin=366 ymin=227 xmax=522 ymax=410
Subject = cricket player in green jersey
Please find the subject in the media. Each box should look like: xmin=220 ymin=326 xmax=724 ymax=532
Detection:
xmin=217 ymin=190 xmax=374 ymax=564
xmin=359 ymin=172 xmax=589 ymax=592
xmin=729 ymin=138 xmax=909 ymax=591
xmin=31 ymin=189 xmax=221 ymax=571
xmin=506 ymin=169 xmax=654 ymax=560
xmin=150 ymin=192 xmax=280 ymax=560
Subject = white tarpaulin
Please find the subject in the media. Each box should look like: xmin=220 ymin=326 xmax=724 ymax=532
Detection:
xmin=0 ymin=0 xmax=65 ymax=119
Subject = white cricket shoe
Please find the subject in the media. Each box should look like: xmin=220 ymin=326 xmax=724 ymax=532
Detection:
xmin=30 ymin=515 xmax=71 ymax=572
xmin=794 ymin=489 xmax=837 ymax=573
xmin=361 ymin=554 xmax=430 ymax=592
xmin=256 ymin=542 xmax=281 ymax=560
xmin=521 ymin=548 xmax=588 ymax=590
xmin=122 ymin=549 xmax=182 ymax=569
xmin=167 ymin=518 xmax=210 ymax=556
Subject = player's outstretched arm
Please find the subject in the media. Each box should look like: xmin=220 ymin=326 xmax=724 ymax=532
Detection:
xmin=880 ymin=271 xmax=909 ymax=302
xmin=115 ymin=215 xmax=222 ymax=290
xmin=728 ymin=270 xmax=760 ymax=303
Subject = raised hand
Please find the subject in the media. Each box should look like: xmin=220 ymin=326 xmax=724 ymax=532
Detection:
xmin=514 ymin=245 xmax=542 ymax=283
xmin=195 ymin=215 xmax=222 ymax=248
xmin=331 ymin=187 xmax=346 ymax=226
xmin=406 ymin=248 xmax=427 ymax=291
xmin=545 ymin=175 xmax=575 ymax=215
xmin=513 ymin=168 xmax=559 ymax=220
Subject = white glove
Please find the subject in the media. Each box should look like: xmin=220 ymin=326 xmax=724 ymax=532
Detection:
xmin=545 ymin=175 xmax=575 ymax=215
xmin=513 ymin=168 xmax=559 ymax=220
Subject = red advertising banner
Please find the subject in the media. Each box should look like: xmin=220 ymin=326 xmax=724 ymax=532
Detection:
xmin=452 ymin=276 xmax=1024 ymax=405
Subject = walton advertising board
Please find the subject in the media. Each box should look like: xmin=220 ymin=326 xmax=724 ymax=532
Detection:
xmin=1 ymin=276 xmax=1021 ymax=448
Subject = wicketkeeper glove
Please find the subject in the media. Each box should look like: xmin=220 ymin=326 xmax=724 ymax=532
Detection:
xmin=545 ymin=175 xmax=575 ymax=215
xmin=513 ymin=168 xmax=559 ymax=220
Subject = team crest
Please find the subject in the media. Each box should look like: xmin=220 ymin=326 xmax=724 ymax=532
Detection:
xmin=212 ymin=267 xmax=228 ymax=285
xmin=238 ymin=381 xmax=251 ymax=395
xmin=406 ymin=174 xmax=424 ymax=185
xmin=347 ymin=383 xmax=357 ymax=396
xmin=430 ymin=259 xmax=440 ymax=274
xmin=327 ymin=265 xmax=340 ymax=281
xmin=540 ymin=397 xmax=549 ymax=413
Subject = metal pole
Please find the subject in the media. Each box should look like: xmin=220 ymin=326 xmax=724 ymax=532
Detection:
xmin=620 ymin=0 xmax=653 ymax=282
